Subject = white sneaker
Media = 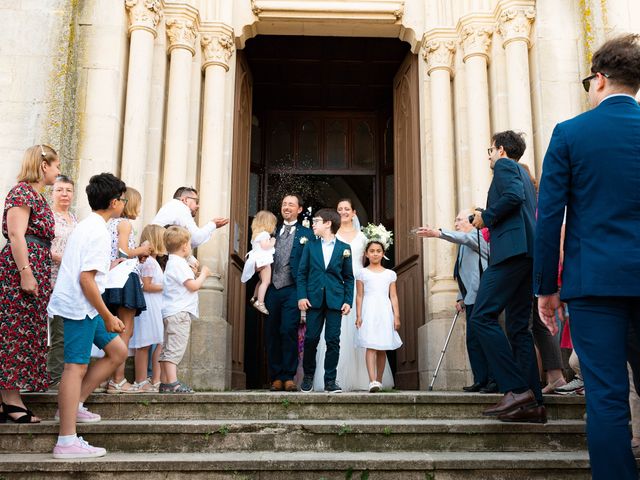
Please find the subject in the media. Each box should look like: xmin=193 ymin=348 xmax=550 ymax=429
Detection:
xmin=52 ymin=436 xmax=106 ymax=459
xmin=54 ymin=406 xmax=101 ymax=423
xmin=369 ymin=381 xmax=381 ymax=393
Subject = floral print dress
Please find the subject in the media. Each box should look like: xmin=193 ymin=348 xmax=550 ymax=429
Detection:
xmin=0 ymin=182 xmax=54 ymax=391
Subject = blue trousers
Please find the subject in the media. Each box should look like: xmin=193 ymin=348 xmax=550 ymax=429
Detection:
xmin=470 ymin=255 xmax=542 ymax=404
xmin=568 ymin=296 xmax=640 ymax=480
xmin=265 ymin=285 xmax=300 ymax=382
xmin=302 ymin=299 xmax=342 ymax=384
xmin=465 ymin=304 xmax=492 ymax=385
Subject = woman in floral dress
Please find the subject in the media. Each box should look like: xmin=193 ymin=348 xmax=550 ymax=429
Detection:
xmin=0 ymin=144 xmax=60 ymax=423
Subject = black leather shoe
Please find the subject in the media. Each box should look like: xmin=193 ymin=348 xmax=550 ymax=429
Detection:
xmin=498 ymin=405 xmax=547 ymax=424
xmin=480 ymin=381 xmax=498 ymax=393
xmin=463 ymin=382 xmax=483 ymax=392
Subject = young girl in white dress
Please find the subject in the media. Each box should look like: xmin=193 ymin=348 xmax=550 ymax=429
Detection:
xmin=356 ymin=239 xmax=402 ymax=393
xmin=313 ymin=199 xmax=394 ymax=391
xmin=130 ymin=224 xmax=166 ymax=392
xmin=241 ymin=210 xmax=277 ymax=315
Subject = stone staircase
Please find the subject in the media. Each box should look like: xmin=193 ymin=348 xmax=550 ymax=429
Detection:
xmin=0 ymin=391 xmax=593 ymax=479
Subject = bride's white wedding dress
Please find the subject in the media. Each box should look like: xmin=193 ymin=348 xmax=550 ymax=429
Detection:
xmin=312 ymin=231 xmax=395 ymax=391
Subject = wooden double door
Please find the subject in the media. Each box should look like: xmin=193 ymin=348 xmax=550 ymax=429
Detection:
xmin=227 ymin=50 xmax=425 ymax=390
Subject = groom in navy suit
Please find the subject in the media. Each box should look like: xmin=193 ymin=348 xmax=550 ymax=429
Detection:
xmin=535 ymin=35 xmax=640 ymax=480
xmin=297 ymin=209 xmax=354 ymax=393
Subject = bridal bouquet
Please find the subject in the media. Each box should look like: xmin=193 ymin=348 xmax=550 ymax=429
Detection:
xmin=362 ymin=223 xmax=394 ymax=250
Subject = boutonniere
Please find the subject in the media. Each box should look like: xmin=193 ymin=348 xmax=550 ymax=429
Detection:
xmin=300 ymin=236 xmax=309 ymax=245
xmin=343 ymin=249 xmax=351 ymax=258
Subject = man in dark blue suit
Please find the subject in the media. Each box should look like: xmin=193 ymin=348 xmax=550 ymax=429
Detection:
xmin=470 ymin=130 xmax=545 ymax=423
xmin=265 ymin=194 xmax=313 ymax=392
xmin=297 ymin=209 xmax=354 ymax=393
xmin=535 ymin=34 xmax=640 ymax=479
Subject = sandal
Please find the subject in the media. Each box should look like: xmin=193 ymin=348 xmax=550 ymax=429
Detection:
xmin=106 ymin=379 xmax=138 ymax=394
xmin=129 ymin=379 xmax=154 ymax=393
xmin=1 ymin=402 xmax=40 ymax=424
xmin=252 ymin=301 xmax=269 ymax=315
xmin=159 ymin=380 xmax=194 ymax=393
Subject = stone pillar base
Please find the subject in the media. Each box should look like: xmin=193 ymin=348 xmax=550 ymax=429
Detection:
xmin=178 ymin=277 xmax=231 ymax=390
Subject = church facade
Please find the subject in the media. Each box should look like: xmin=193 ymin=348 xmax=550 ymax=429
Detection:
xmin=1 ymin=0 xmax=638 ymax=390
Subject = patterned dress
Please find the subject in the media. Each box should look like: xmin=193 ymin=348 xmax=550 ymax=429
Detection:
xmin=0 ymin=182 xmax=54 ymax=391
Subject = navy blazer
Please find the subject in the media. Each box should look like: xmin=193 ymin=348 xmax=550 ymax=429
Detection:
xmin=534 ymin=95 xmax=640 ymax=299
xmin=296 ymin=237 xmax=354 ymax=310
xmin=481 ymin=158 xmax=537 ymax=266
xmin=274 ymin=222 xmax=313 ymax=283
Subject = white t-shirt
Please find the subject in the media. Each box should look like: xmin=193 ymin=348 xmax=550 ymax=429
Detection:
xmin=162 ymin=254 xmax=198 ymax=318
xmin=152 ymin=199 xmax=216 ymax=248
xmin=48 ymin=212 xmax=111 ymax=320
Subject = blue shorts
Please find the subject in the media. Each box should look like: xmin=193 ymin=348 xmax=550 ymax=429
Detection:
xmin=63 ymin=315 xmax=119 ymax=364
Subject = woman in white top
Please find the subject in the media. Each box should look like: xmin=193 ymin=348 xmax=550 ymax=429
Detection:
xmin=313 ymin=199 xmax=394 ymax=391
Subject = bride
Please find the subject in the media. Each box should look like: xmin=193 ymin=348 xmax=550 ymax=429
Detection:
xmin=313 ymin=199 xmax=394 ymax=391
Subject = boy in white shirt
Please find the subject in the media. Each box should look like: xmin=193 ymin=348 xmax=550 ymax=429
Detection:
xmin=159 ymin=226 xmax=210 ymax=393
xmin=48 ymin=173 xmax=128 ymax=459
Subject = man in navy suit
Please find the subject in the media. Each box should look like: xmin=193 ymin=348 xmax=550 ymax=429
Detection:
xmin=297 ymin=209 xmax=354 ymax=393
xmin=265 ymin=194 xmax=313 ymax=392
xmin=535 ymin=34 xmax=640 ymax=479
xmin=470 ymin=130 xmax=545 ymax=423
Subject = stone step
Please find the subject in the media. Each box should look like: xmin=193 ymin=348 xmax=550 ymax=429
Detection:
xmin=0 ymin=418 xmax=587 ymax=454
xmin=23 ymin=391 xmax=586 ymax=421
xmin=0 ymin=451 xmax=593 ymax=479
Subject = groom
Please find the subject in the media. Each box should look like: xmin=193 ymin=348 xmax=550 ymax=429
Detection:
xmin=297 ymin=209 xmax=354 ymax=393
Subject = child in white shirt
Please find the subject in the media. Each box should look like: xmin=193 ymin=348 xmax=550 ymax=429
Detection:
xmin=48 ymin=173 xmax=128 ymax=459
xmin=159 ymin=226 xmax=210 ymax=393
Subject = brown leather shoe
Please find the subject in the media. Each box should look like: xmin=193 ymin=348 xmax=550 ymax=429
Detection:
xmin=270 ymin=380 xmax=283 ymax=391
xmin=482 ymin=390 xmax=536 ymax=416
xmin=498 ymin=405 xmax=547 ymax=423
xmin=284 ymin=380 xmax=297 ymax=392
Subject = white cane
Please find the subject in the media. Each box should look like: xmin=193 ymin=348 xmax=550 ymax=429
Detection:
xmin=428 ymin=311 xmax=460 ymax=391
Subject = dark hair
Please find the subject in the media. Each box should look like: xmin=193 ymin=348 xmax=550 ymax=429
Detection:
xmin=173 ymin=186 xmax=198 ymax=199
xmin=315 ymin=208 xmax=340 ymax=234
xmin=591 ymin=34 xmax=640 ymax=92
xmin=363 ymin=240 xmax=387 ymax=267
xmin=337 ymin=198 xmax=354 ymax=209
xmin=282 ymin=193 xmax=304 ymax=209
xmin=519 ymin=163 xmax=538 ymax=192
xmin=86 ymin=173 xmax=126 ymax=211
xmin=55 ymin=174 xmax=74 ymax=186
xmin=491 ymin=130 xmax=526 ymax=161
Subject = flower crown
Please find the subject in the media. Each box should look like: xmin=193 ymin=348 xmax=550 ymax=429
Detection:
xmin=362 ymin=223 xmax=394 ymax=250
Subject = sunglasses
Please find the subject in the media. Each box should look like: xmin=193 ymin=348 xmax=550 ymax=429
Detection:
xmin=581 ymin=72 xmax=610 ymax=92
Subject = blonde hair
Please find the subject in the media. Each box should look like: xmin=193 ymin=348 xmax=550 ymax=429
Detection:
xmin=140 ymin=224 xmax=167 ymax=256
xmin=251 ymin=210 xmax=277 ymax=240
xmin=164 ymin=226 xmax=191 ymax=253
xmin=17 ymin=144 xmax=58 ymax=183
xmin=122 ymin=187 xmax=142 ymax=219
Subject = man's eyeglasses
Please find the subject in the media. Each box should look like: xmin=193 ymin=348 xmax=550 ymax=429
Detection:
xmin=311 ymin=217 xmax=325 ymax=224
xmin=118 ymin=197 xmax=128 ymax=205
xmin=185 ymin=196 xmax=199 ymax=205
xmin=582 ymin=72 xmax=610 ymax=92
xmin=487 ymin=146 xmax=497 ymax=155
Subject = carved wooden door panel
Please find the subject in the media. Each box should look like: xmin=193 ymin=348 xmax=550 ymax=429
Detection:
xmin=393 ymin=52 xmax=424 ymax=390
xmin=228 ymin=51 xmax=253 ymax=389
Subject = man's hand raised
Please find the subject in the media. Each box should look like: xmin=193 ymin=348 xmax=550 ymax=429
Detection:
xmin=213 ymin=218 xmax=229 ymax=228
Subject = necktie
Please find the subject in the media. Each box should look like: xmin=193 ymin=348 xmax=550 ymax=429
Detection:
xmin=282 ymin=224 xmax=293 ymax=236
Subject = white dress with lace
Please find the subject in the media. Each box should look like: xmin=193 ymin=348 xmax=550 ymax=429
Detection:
xmin=312 ymin=231 xmax=395 ymax=391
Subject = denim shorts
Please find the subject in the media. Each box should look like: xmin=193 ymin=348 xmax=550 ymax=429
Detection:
xmin=63 ymin=314 xmax=118 ymax=364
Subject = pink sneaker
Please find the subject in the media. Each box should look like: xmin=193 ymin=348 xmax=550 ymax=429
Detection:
xmin=52 ymin=436 xmax=106 ymax=459
xmin=54 ymin=406 xmax=101 ymax=423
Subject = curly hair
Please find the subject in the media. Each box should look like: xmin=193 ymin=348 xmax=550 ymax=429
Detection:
xmin=591 ymin=34 xmax=640 ymax=92
xmin=491 ymin=130 xmax=527 ymax=161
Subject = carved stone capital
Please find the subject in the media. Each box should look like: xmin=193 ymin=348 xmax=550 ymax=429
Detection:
xmin=166 ymin=17 xmax=197 ymax=55
xmin=201 ymin=26 xmax=235 ymax=72
xmin=125 ymin=0 xmax=163 ymax=37
xmin=250 ymin=0 xmax=262 ymax=15
xmin=422 ymin=39 xmax=456 ymax=76
xmin=459 ymin=24 xmax=493 ymax=62
xmin=497 ymin=5 xmax=536 ymax=48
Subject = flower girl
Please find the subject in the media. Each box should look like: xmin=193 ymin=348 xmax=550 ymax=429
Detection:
xmin=241 ymin=210 xmax=277 ymax=315
xmin=355 ymin=224 xmax=402 ymax=392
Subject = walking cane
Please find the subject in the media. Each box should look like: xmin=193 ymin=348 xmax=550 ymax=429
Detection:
xmin=428 ymin=311 xmax=460 ymax=391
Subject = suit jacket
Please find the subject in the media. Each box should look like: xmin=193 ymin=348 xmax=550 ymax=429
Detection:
xmin=296 ymin=237 xmax=354 ymax=310
xmin=481 ymin=158 xmax=537 ymax=266
xmin=274 ymin=222 xmax=313 ymax=283
xmin=440 ymin=228 xmax=489 ymax=305
xmin=534 ymin=95 xmax=640 ymax=299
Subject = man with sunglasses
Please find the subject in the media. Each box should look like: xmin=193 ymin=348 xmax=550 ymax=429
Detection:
xmin=534 ymin=34 xmax=640 ymax=480
xmin=152 ymin=186 xmax=228 ymax=248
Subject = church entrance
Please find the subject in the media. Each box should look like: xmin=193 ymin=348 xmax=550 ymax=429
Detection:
xmin=228 ymin=35 xmax=424 ymax=390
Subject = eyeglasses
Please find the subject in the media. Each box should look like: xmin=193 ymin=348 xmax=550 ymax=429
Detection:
xmin=487 ymin=146 xmax=497 ymax=155
xmin=118 ymin=197 xmax=128 ymax=205
xmin=582 ymin=72 xmax=610 ymax=92
xmin=311 ymin=217 xmax=324 ymax=224
xmin=185 ymin=196 xmax=199 ymax=205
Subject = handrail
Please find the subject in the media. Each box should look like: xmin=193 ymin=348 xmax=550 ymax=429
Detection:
xmin=393 ymin=254 xmax=419 ymax=274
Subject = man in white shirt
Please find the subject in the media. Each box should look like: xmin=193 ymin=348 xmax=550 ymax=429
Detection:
xmin=152 ymin=186 xmax=229 ymax=248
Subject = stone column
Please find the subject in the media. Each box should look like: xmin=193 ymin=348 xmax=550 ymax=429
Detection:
xmin=459 ymin=18 xmax=493 ymax=208
xmin=121 ymin=0 xmax=162 ymax=194
xmin=497 ymin=2 xmax=537 ymax=173
xmin=161 ymin=6 xmax=199 ymax=203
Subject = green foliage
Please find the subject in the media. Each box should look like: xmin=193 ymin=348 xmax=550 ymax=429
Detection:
xmin=218 ymin=424 xmax=230 ymax=436
xmin=338 ymin=424 xmax=352 ymax=436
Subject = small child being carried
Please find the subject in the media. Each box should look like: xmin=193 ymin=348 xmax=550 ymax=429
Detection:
xmin=241 ymin=210 xmax=277 ymax=315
